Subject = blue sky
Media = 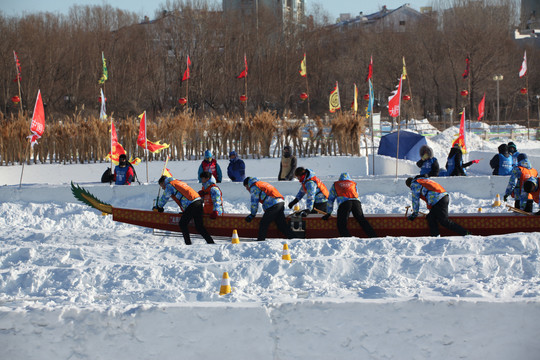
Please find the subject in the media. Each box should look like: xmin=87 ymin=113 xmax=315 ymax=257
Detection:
xmin=1 ymin=1 xmax=432 ymax=21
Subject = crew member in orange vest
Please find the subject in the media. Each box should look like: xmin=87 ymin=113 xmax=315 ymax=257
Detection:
xmin=504 ymin=153 xmax=538 ymax=212
xmin=406 ymin=177 xmax=469 ymax=237
xmin=323 ymin=172 xmax=377 ymax=238
xmin=288 ymin=167 xmax=329 ymax=216
xmin=244 ymin=176 xmax=295 ymax=241
xmin=199 ymin=171 xmax=224 ymax=219
xmin=523 ymin=178 xmax=540 ymax=215
xmin=154 ymin=175 xmax=215 ymax=245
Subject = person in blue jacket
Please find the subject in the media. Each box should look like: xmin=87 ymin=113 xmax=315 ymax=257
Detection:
xmin=114 ymin=154 xmax=135 ymax=185
xmin=508 ymin=142 xmax=520 ymax=166
xmin=445 ymin=143 xmax=479 ymax=176
xmin=288 ymin=167 xmax=329 ymax=215
xmin=227 ymin=150 xmax=245 ymax=182
xmin=198 ymin=150 xmax=222 ymax=183
xmin=416 ymin=145 xmax=439 ymax=177
xmin=504 ymin=153 xmax=538 ymax=212
xmin=489 ymin=143 xmax=513 ymax=175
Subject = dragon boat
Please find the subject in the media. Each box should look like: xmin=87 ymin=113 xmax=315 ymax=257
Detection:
xmin=71 ymin=182 xmax=540 ymax=239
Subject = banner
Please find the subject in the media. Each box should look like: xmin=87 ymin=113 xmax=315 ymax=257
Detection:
xmin=519 ymin=51 xmax=527 ymax=78
xmin=477 ymin=93 xmax=485 ymax=120
xmin=13 ymin=50 xmax=22 ymax=82
xmin=137 ymin=111 xmax=170 ymax=153
xmin=365 ymin=55 xmax=373 ymax=82
xmin=105 ymin=120 xmax=126 ymax=165
xmin=237 ymin=54 xmax=248 ymax=79
xmin=462 ymin=56 xmax=470 ymax=79
xmin=451 ymin=109 xmax=467 ymax=153
xmin=99 ymin=88 xmax=107 ymax=121
xmin=352 ymin=83 xmax=358 ymax=114
xmin=329 ymin=82 xmax=341 ymax=113
xmin=98 ymin=52 xmax=108 ymax=85
xmin=367 ymin=79 xmax=374 ymax=117
xmin=402 ymin=56 xmax=407 ymax=80
xmin=182 ymin=55 xmax=191 ymax=81
xmin=388 ymin=75 xmax=402 ymax=118
xmin=28 ymin=90 xmax=45 ymax=148
xmin=299 ymin=53 xmax=307 ymax=77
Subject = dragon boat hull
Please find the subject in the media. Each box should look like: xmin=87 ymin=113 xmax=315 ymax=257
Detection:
xmin=112 ymin=207 xmax=540 ymax=239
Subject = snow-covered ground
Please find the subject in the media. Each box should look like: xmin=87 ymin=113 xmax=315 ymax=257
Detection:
xmin=1 ymin=122 xmax=540 ymax=359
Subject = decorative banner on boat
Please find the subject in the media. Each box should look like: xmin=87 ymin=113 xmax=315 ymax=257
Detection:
xmin=28 ymin=90 xmax=45 ymax=148
xmin=137 ymin=111 xmax=170 ymax=153
xmin=329 ymin=82 xmax=341 ymax=113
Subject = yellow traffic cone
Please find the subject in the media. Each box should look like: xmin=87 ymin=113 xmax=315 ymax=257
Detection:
xmin=231 ymin=229 xmax=240 ymax=244
xmin=219 ymin=272 xmax=231 ymax=295
xmin=492 ymin=194 xmax=501 ymax=207
xmin=282 ymin=243 xmax=292 ymax=263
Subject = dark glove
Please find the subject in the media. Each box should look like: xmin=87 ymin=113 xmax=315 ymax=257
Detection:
xmin=503 ymin=194 xmax=509 ymax=202
xmin=288 ymin=198 xmax=299 ymax=209
xmin=245 ymin=214 xmax=254 ymax=223
xmin=153 ymin=206 xmax=164 ymax=213
xmin=210 ymin=210 xmax=218 ymax=219
xmin=230 ymin=176 xmax=236 ymax=181
xmin=322 ymin=214 xmax=330 ymax=221
xmin=408 ymin=213 xmax=418 ymax=221
xmin=216 ymin=179 xmax=221 ymax=183
xmin=198 ymin=190 xmax=205 ymax=197
xmin=300 ymin=209 xmax=310 ymax=217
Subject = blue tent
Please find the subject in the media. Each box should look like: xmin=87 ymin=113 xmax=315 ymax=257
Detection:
xmin=377 ymin=131 xmax=427 ymax=162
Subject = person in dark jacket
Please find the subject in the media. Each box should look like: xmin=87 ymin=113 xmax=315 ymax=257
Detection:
xmin=406 ymin=177 xmax=470 ymax=236
xmin=323 ymin=172 xmax=377 ymax=238
xmin=278 ymin=145 xmax=297 ymax=181
xmin=523 ymin=177 xmax=540 ymax=215
xmin=227 ymin=150 xmax=245 ymax=182
xmin=445 ymin=143 xmax=479 ymax=176
xmin=489 ymin=143 xmax=513 ymax=175
xmin=416 ymin=145 xmax=440 ymax=177
xmin=508 ymin=142 xmax=520 ymax=166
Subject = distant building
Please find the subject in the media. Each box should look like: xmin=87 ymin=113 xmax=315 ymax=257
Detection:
xmin=223 ymin=0 xmax=306 ymax=24
xmin=333 ymin=4 xmax=430 ymax=33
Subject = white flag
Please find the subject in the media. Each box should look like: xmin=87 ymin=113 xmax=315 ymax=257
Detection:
xmin=519 ymin=51 xmax=527 ymax=78
xmin=99 ymin=88 xmax=107 ymax=120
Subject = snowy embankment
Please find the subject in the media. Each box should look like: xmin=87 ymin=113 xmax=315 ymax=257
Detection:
xmin=1 ymin=154 xmax=540 ymax=359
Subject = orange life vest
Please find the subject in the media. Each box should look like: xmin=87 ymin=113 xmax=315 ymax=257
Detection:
xmin=253 ymin=181 xmax=284 ymax=203
xmin=201 ymin=183 xmax=223 ymax=214
xmin=170 ymin=179 xmax=199 ymax=201
xmin=519 ymin=167 xmax=538 ymax=200
xmin=416 ymin=178 xmax=446 ymax=209
xmin=334 ymin=180 xmax=358 ymax=199
xmin=302 ymin=176 xmax=329 ymax=199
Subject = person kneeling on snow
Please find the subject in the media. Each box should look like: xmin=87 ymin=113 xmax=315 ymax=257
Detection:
xmin=154 ymin=176 xmax=215 ymax=245
xmin=523 ymin=178 xmax=540 ymax=215
xmin=489 ymin=143 xmax=513 ymax=176
xmin=504 ymin=153 xmax=538 ymax=212
xmin=243 ymin=177 xmax=294 ymax=241
xmin=323 ymin=172 xmax=377 ymax=238
xmin=199 ymin=171 xmax=224 ymax=219
xmin=416 ymin=145 xmax=439 ymax=177
xmin=405 ymin=177 xmax=470 ymax=237
xmin=114 ymin=154 xmax=134 ymax=185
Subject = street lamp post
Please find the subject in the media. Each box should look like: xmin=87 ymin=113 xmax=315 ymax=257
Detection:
xmin=493 ymin=75 xmax=503 ymax=135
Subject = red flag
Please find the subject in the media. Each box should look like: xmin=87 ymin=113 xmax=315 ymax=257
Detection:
xmin=28 ymin=90 xmax=45 ymax=148
xmin=462 ymin=56 xmax=470 ymax=79
xmin=106 ymin=120 xmax=126 ymax=165
xmin=237 ymin=54 xmax=248 ymax=79
xmin=519 ymin=51 xmax=527 ymax=78
xmin=452 ymin=109 xmax=467 ymax=153
xmin=365 ymin=55 xmax=373 ymax=82
xmin=182 ymin=56 xmax=191 ymax=81
xmin=388 ymin=75 xmax=402 ymax=118
xmin=137 ymin=111 xmax=170 ymax=153
xmin=13 ymin=50 xmax=22 ymax=82
xmin=477 ymin=93 xmax=485 ymax=120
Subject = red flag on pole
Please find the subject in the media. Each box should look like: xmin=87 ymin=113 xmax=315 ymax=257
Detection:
xmin=237 ymin=54 xmax=248 ymax=79
xmin=28 ymin=90 xmax=45 ymax=148
xmin=137 ymin=111 xmax=170 ymax=153
xmin=452 ymin=109 xmax=467 ymax=153
xmin=462 ymin=56 xmax=470 ymax=79
xmin=13 ymin=50 xmax=22 ymax=82
xmin=365 ymin=55 xmax=373 ymax=82
xmin=388 ymin=75 xmax=403 ymax=118
xmin=182 ymin=56 xmax=191 ymax=81
xmin=477 ymin=93 xmax=485 ymax=120
xmin=105 ymin=120 xmax=126 ymax=165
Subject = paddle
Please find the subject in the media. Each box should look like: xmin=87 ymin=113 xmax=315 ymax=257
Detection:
xmin=506 ymin=204 xmax=533 ymax=216
xmin=405 ymin=206 xmax=426 ymax=217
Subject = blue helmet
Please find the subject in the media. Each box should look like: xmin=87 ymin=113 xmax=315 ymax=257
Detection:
xmin=204 ymin=150 xmax=212 ymax=159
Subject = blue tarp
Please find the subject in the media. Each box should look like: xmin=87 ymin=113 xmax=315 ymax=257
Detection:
xmin=377 ymin=131 xmax=427 ymax=162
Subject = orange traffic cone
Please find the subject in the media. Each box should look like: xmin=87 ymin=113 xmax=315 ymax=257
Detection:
xmin=219 ymin=272 xmax=231 ymax=295
xmin=492 ymin=194 xmax=501 ymax=207
xmin=282 ymin=243 xmax=292 ymax=263
xmin=231 ymin=229 xmax=240 ymax=244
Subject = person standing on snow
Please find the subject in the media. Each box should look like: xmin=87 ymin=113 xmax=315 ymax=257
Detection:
xmin=416 ymin=145 xmax=440 ymax=177
xmin=243 ymin=176 xmax=294 ymax=241
xmin=198 ymin=171 xmax=224 ymax=219
xmin=154 ymin=175 xmax=215 ymax=245
xmin=405 ymin=177 xmax=470 ymax=237
xmin=198 ymin=150 xmax=222 ymax=183
xmin=227 ymin=150 xmax=245 ymax=182
xmin=288 ymin=167 xmax=329 ymax=216
xmin=504 ymin=153 xmax=538 ymax=212
xmin=445 ymin=143 xmax=479 ymax=176
xmin=323 ymin=172 xmax=377 ymax=238
xmin=489 ymin=143 xmax=513 ymax=176
xmin=114 ymin=154 xmax=135 ymax=185
xmin=278 ymin=145 xmax=297 ymax=181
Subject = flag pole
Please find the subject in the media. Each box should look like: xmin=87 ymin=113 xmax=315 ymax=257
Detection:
xmin=110 ymin=119 xmax=113 ymax=185
xmin=13 ymin=51 xmax=23 ymax=112
xmin=185 ymin=57 xmax=189 ymax=112
xmin=305 ymin=54 xmax=310 ymax=117
xmin=145 ymin=111 xmax=149 ymax=184
xmin=526 ymin=75 xmax=530 ymax=140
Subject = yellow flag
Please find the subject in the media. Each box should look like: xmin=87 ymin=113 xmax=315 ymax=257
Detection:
xmin=299 ymin=53 xmax=307 ymax=77
xmin=329 ymin=82 xmax=341 ymax=113
xmin=352 ymin=83 xmax=358 ymax=114
xmin=163 ymin=168 xmax=173 ymax=178
xmin=402 ymin=56 xmax=407 ymax=80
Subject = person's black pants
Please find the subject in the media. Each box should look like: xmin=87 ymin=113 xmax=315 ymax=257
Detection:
xmin=179 ymin=199 xmax=215 ymax=245
xmin=337 ymin=200 xmax=377 ymax=238
xmin=310 ymin=201 xmax=328 ymax=214
xmin=258 ymin=202 xmax=294 ymax=241
xmin=426 ymin=195 xmax=468 ymax=236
